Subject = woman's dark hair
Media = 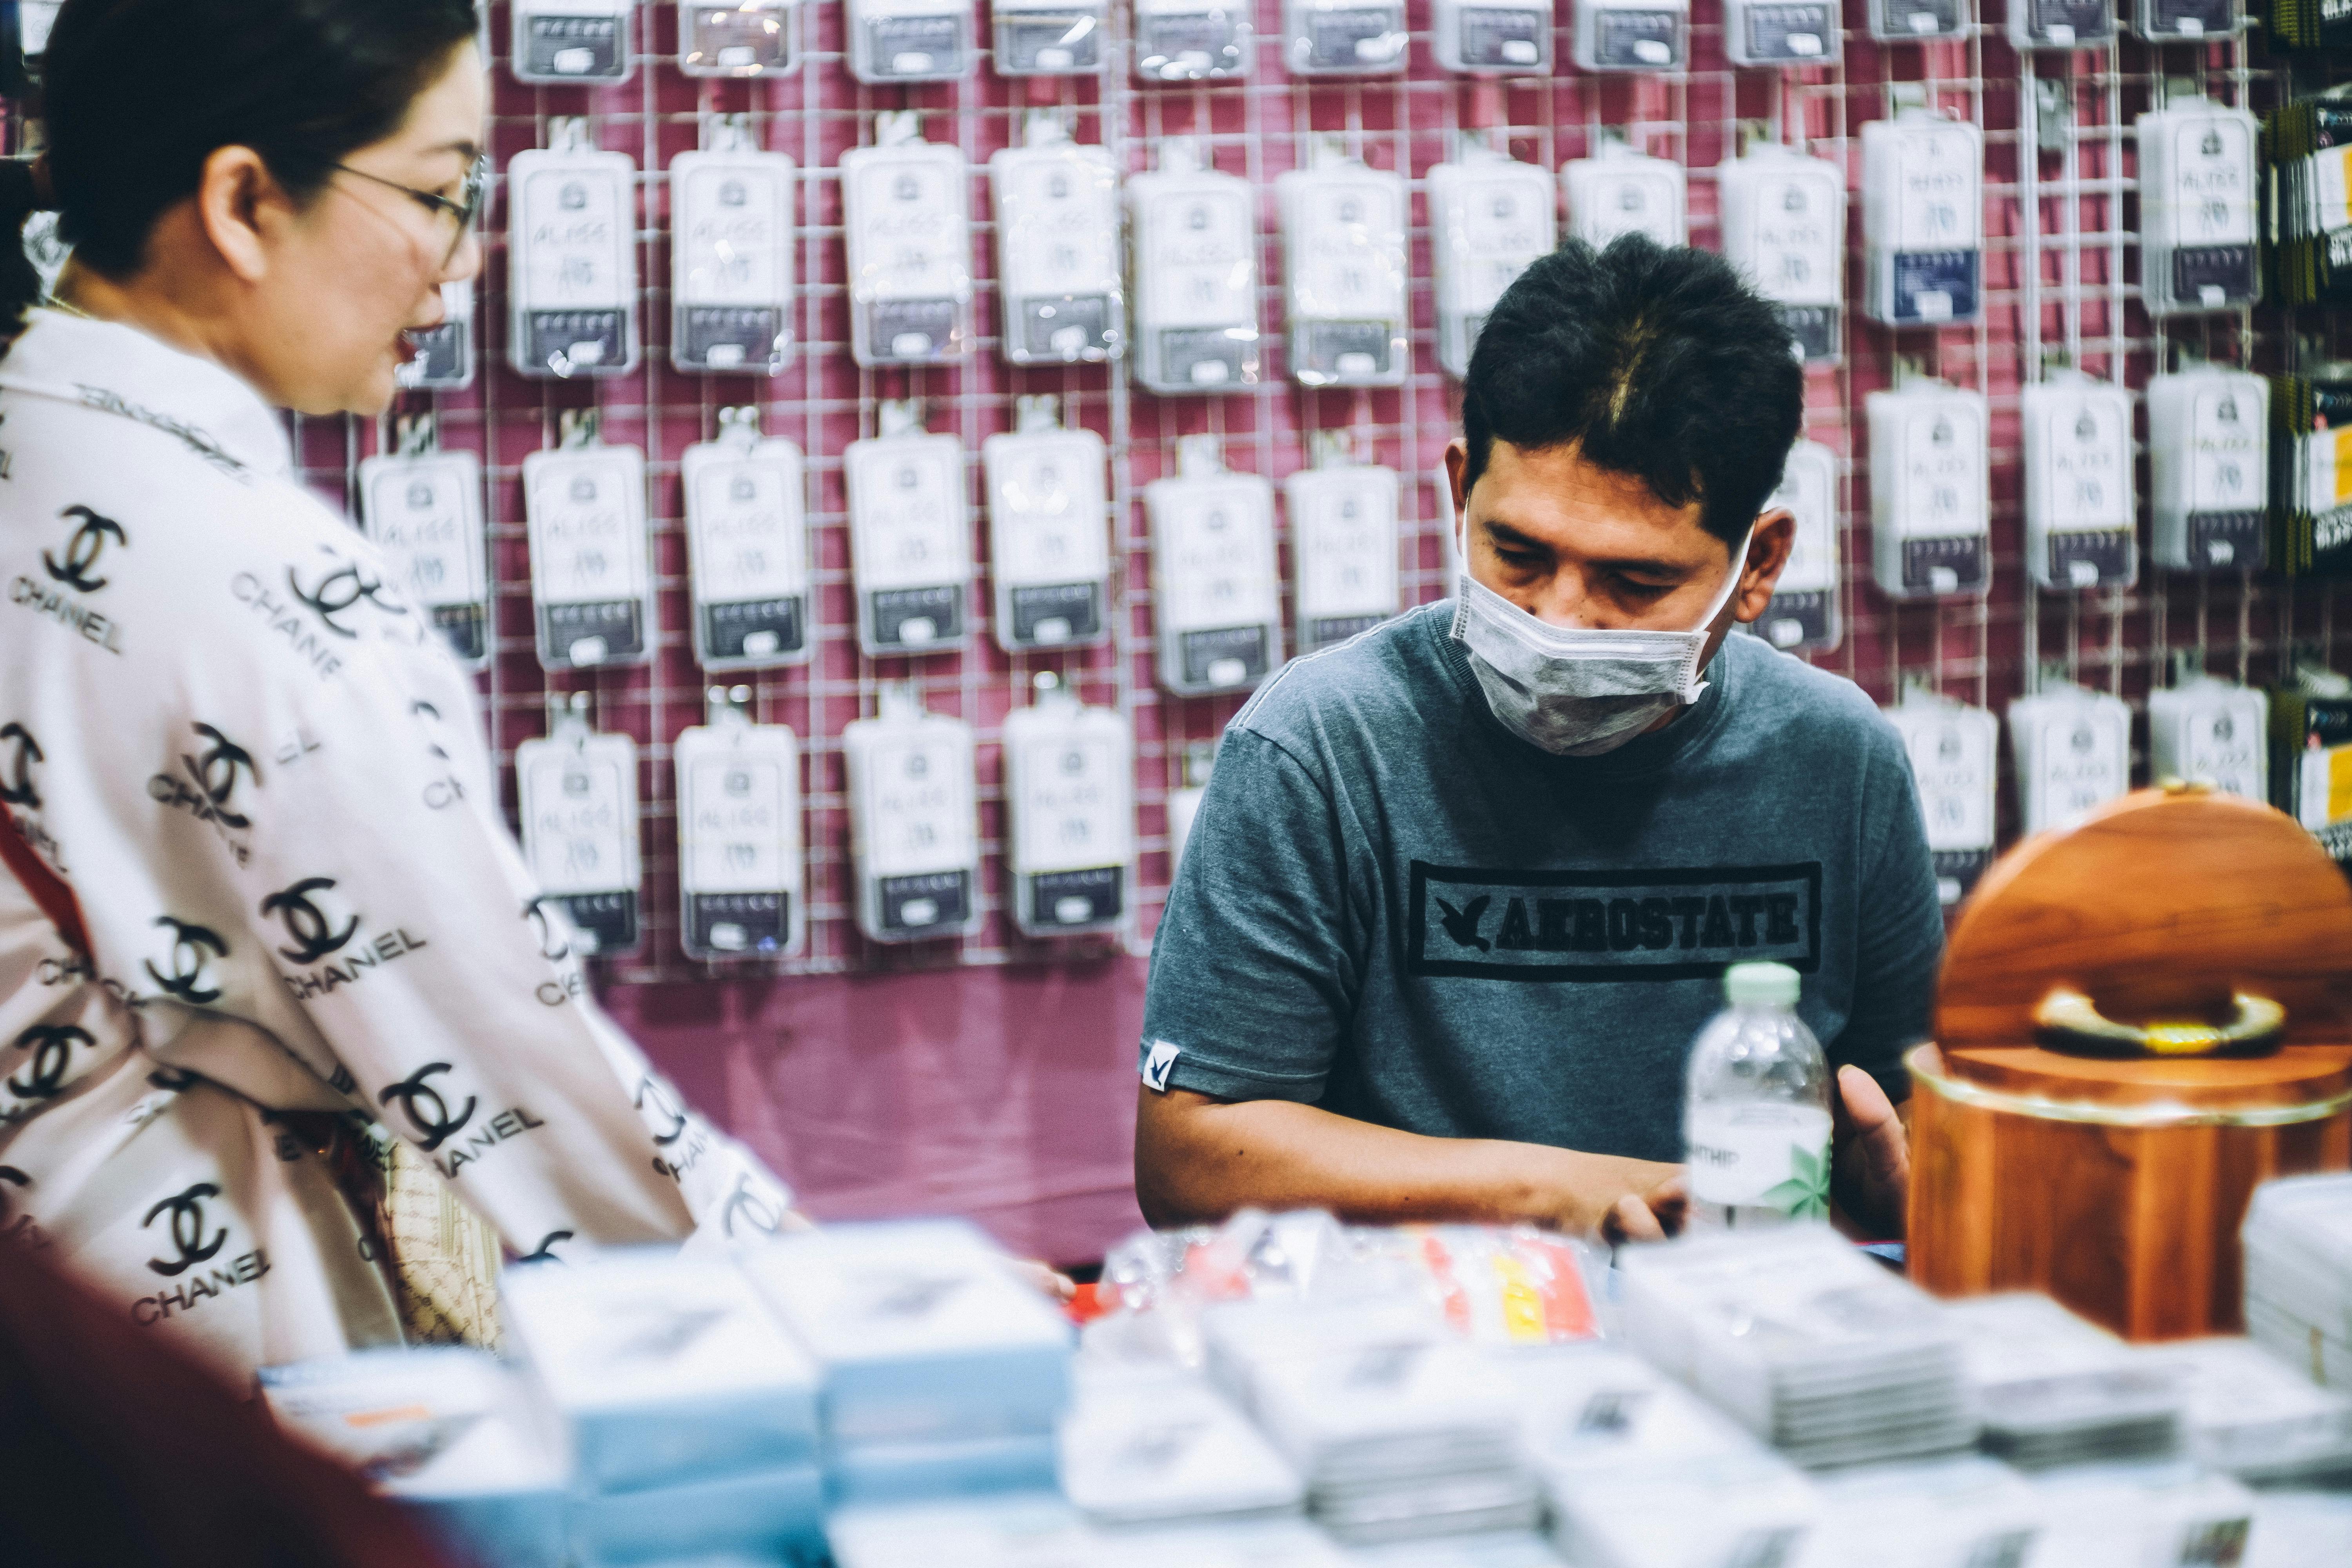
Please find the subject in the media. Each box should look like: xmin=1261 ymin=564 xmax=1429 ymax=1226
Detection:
xmin=1461 ymin=235 xmax=1806 ymax=548
xmin=2 ymin=0 xmax=477 ymax=329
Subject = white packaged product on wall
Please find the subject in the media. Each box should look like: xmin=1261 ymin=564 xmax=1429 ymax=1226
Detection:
xmin=1432 ymin=0 xmax=1553 ymax=71
xmin=670 ymin=123 xmax=794 ymax=376
xmin=679 ymin=0 xmax=802 ymax=74
xmin=2136 ymin=98 xmax=2258 ymax=313
xmin=1287 ymin=450 xmax=1401 ymax=656
xmin=1134 ymin=0 xmax=1253 ymax=80
xmin=2023 ymin=372 xmax=2137 ymax=592
xmin=1145 ymin=437 xmax=1283 ymax=696
xmin=2007 ymin=0 xmax=2115 ymax=49
xmin=1724 ymin=0 xmax=1841 ymax=64
xmin=2008 ymin=682 xmax=2132 ymax=835
xmin=2148 ymin=673 xmax=2268 ymax=801
xmin=512 ymin=0 xmax=633 ymax=83
xmin=846 ymin=0 xmax=973 ymax=81
xmin=1573 ymin=0 xmax=1688 ymax=69
xmin=1428 ymin=142 xmax=1556 ymax=378
xmin=1129 ymin=144 xmax=1262 ymax=394
xmin=1867 ymin=377 xmax=1991 ymax=599
xmin=845 ymin=405 xmax=973 ymax=657
xmin=843 ymin=688 xmax=983 ymax=944
xmin=1004 ymin=674 xmax=1136 ymax=938
xmin=1277 ymin=151 xmax=1409 ymax=388
xmin=1748 ymin=438 xmax=1839 ymax=652
xmin=1282 ymin=0 xmax=1409 ymax=73
xmin=993 ymin=0 xmax=1107 ymax=72
xmin=522 ymin=427 xmax=655 ymax=670
xmin=1562 ymin=139 xmax=1686 ymax=249
xmin=841 ymin=119 xmax=971 ymax=369
xmin=516 ymin=709 xmax=644 ymax=957
xmin=2148 ymin=365 xmax=2269 ymax=571
xmin=989 ymin=120 xmax=1123 ymax=367
xmin=1862 ymin=106 xmax=1983 ymax=328
xmin=984 ymin=398 xmax=1112 ymax=653
xmin=675 ymin=704 xmax=805 ymax=960
xmin=1718 ymin=142 xmax=1844 ymax=365
xmin=398 ymin=281 xmax=475 ymax=392
xmin=682 ymin=411 xmax=812 ymax=670
xmin=2134 ymin=0 xmax=2239 ymax=39
xmin=507 ymin=122 xmax=639 ymax=379
xmin=1869 ymin=0 xmax=1969 ymax=40
xmin=358 ymin=429 xmax=491 ymax=671
xmin=1886 ymin=688 xmax=1999 ymax=908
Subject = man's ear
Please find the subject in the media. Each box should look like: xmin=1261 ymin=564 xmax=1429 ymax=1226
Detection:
xmin=195 ymin=146 xmax=287 ymax=285
xmin=1729 ymin=508 xmax=1797 ymax=624
xmin=1443 ymin=438 xmax=1470 ymax=553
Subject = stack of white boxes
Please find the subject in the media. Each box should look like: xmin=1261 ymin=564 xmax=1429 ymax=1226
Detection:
xmin=259 ymin=1347 xmax=571 ymax=1568
xmin=501 ymin=1250 xmax=826 ymax=1565
xmin=740 ymin=1219 xmax=1074 ymax=1505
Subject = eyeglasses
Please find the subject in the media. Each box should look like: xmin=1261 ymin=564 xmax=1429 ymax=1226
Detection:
xmin=330 ymin=155 xmax=490 ymax=266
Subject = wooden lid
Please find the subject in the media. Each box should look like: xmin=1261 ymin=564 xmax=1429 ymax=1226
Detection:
xmin=1935 ymin=788 xmax=2352 ymax=1102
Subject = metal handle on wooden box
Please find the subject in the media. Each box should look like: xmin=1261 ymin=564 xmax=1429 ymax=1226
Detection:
xmin=2033 ymin=986 xmax=2287 ymax=1058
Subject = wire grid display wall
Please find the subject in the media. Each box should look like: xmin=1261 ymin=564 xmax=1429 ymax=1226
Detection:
xmin=12 ymin=3 xmax=2336 ymax=987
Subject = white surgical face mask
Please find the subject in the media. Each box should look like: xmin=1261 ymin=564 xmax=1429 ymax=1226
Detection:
xmin=1451 ymin=526 xmax=1755 ymax=757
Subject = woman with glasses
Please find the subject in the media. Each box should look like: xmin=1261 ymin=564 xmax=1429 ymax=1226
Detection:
xmin=0 ymin=0 xmax=797 ymax=1381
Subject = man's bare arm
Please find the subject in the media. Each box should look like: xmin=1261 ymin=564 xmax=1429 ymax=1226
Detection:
xmin=1134 ymin=1086 xmax=1684 ymax=1239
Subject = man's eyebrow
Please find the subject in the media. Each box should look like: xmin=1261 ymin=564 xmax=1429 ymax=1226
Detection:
xmin=423 ymin=139 xmax=483 ymax=162
xmin=1481 ymin=519 xmax=1550 ymax=553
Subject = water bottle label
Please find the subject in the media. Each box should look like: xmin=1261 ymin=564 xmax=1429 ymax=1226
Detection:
xmin=1686 ymin=1105 xmax=1832 ymax=1215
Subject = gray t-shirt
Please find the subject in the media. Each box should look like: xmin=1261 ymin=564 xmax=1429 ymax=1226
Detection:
xmin=1139 ymin=603 xmax=1945 ymax=1163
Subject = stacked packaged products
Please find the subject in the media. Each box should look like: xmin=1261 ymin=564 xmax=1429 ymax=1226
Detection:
xmin=254 ymin=1202 xmax=2352 ymax=1568
xmin=2245 ymin=1172 xmax=2352 ymax=1387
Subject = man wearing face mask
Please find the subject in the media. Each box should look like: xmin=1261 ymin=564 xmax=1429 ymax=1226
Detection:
xmin=1132 ymin=236 xmax=1941 ymax=1243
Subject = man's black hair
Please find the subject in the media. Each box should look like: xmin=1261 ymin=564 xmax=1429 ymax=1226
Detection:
xmin=1459 ymin=234 xmax=1806 ymax=547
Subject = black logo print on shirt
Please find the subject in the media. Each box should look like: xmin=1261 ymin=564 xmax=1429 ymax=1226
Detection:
xmin=9 ymin=1024 xmax=93 ymax=1101
xmin=1406 ymin=861 xmax=1824 ymax=982
xmin=145 ymin=917 xmax=230 ymax=1005
xmin=142 ymin=1182 xmax=228 ymax=1277
xmin=721 ymin=1173 xmax=784 ymax=1239
xmin=515 ymin=1230 xmax=573 ymax=1264
xmin=0 ymin=722 xmax=41 ymax=810
xmin=288 ymin=557 xmax=404 ymax=640
xmin=378 ymin=1062 xmax=476 ymax=1153
xmin=43 ymin=506 xmax=127 ymax=593
xmin=261 ymin=877 xmax=359 ymax=965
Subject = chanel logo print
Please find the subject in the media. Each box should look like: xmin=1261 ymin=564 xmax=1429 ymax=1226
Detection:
xmin=44 ymin=506 xmax=127 ymax=593
xmin=145 ymin=917 xmax=229 ymax=1005
xmin=0 ymin=721 xmax=40 ymax=809
xmin=720 ymin=1172 xmax=783 ymax=1238
xmin=260 ymin=877 xmax=359 ymax=965
xmin=9 ymin=1024 xmax=92 ymax=1100
xmin=524 ymin=897 xmax=572 ymax=962
xmin=185 ymin=723 xmax=260 ymax=829
xmin=142 ymin=1181 xmax=228 ymax=1278
xmin=378 ymin=1062 xmax=477 ymax=1153
xmin=635 ymin=1076 xmax=688 ymax=1146
xmin=289 ymin=558 xmax=401 ymax=639
xmin=516 ymin=1230 xmax=573 ymax=1264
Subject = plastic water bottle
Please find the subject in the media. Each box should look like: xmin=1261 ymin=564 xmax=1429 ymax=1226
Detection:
xmin=1684 ymin=961 xmax=1833 ymax=1231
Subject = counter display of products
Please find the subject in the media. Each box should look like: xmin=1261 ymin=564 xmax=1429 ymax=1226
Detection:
xmin=257 ymin=1201 xmax=2352 ymax=1567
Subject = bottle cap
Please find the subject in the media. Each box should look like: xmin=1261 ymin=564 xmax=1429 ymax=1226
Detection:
xmin=1724 ymin=961 xmax=1800 ymax=1009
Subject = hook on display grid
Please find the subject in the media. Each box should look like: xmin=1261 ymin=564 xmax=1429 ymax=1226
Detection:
xmin=13 ymin=0 xmax=2350 ymax=991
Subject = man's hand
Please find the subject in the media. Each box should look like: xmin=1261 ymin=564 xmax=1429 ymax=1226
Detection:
xmin=1831 ymin=1065 xmax=1909 ymax=1238
xmin=1601 ymin=1170 xmax=1687 ymax=1245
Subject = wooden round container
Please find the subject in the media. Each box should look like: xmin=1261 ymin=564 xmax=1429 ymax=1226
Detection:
xmin=1907 ymin=786 xmax=2352 ymax=1341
